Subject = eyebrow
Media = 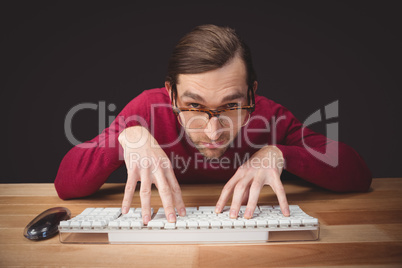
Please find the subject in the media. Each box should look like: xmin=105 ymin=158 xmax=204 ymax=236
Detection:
xmin=181 ymin=91 xmax=206 ymax=102
xmin=181 ymin=91 xmax=246 ymax=103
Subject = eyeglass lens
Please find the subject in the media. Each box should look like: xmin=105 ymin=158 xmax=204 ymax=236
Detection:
xmin=178 ymin=109 xmax=250 ymax=129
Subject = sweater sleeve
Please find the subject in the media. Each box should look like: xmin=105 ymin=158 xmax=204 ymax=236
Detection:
xmin=273 ymin=104 xmax=372 ymax=192
xmin=54 ymin=91 xmax=151 ymax=200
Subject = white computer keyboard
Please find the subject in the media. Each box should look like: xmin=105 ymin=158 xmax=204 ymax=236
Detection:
xmin=58 ymin=205 xmax=319 ymax=244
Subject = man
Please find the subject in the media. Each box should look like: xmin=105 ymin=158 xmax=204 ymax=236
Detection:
xmin=55 ymin=24 xmax=372 ymax=225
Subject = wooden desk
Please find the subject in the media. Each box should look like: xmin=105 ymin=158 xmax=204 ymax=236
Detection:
xmin=0 ymin=178 xmax=401 ymax=267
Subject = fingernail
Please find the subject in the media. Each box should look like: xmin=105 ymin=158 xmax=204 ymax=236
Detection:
xmin=215 ymin=206 xmax=221 ymax=214
xmin=122 ymin=206 xmax=128 ymax=214
xmin=168 ymin=213 xmax=176 ymax=222
xmin=283 ymin=208 xmax=290 ymax=217
xmin=230 ymin=209 xmax=237 ymax=218
xmin=244 ymin=209 xmax=251 ymax=219
xmin=143 ymin=215 xmax=150 ymax=224
xmin=180 ymin=208 xmax=186 ymax=216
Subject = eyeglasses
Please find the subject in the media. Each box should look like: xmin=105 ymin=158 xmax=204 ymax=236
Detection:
xmin=171 ymin=86 xmax=255 ymax=129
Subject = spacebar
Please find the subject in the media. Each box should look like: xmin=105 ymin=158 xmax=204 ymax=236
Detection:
xmin=108 ymin=229 xmax=269 ymax=243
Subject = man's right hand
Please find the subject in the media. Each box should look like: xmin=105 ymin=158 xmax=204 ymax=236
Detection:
xmin=118 ymin=126 xmax=186 ymax=224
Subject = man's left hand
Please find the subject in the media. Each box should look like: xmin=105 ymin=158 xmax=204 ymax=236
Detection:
xmin=215 ymin=145 xmax=290 ymax=218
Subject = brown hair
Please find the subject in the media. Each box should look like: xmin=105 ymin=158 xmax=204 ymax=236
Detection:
xmin=165 ymin=24 xmax=257 ymax=91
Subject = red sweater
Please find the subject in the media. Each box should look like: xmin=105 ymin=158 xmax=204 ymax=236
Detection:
xmin=55 ymin=88 xmax=372 ymax=200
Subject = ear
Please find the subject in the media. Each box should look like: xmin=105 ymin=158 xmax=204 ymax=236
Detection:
xmin=165 ymin=81 xmax=172 ymax=101
xmin=252 ymin=81 xmax=258 ymax=93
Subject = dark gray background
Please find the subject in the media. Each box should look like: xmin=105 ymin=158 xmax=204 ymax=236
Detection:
xmin=1 ymin=1 xmax=401 ymax=183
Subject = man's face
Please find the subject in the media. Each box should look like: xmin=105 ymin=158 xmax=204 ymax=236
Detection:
xmin=171 ymin=56 xmax=252 ymax=159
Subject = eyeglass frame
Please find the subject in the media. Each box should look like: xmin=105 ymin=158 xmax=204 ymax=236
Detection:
xmin=170 ymin=84 xmax=255 ymax=127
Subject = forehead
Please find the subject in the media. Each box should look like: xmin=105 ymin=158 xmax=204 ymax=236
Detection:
xmin=176 ymin=56 xmax=248 ymax=101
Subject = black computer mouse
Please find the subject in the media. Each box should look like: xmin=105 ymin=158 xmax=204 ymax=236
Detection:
xmin=23 ymin=207 xmax=71 ymax=241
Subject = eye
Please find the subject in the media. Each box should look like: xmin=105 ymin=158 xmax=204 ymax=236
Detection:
xmin=189 ymin=103 xmax=201 ymax=109
xmin=226 ymin=103 xmax=239 ymax=108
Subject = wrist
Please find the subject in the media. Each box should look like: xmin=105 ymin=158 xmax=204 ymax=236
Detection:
xmin=262 ymin=145 xmax=283 ymax=157
xmin=118 ymin=126 xmax=150 ymax=147
xmin=261 ymin=145 xmax=285 ymax=170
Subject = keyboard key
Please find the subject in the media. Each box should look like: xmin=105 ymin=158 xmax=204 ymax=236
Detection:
xmin=303 ymin=218 xmax=318 ymax=226
xmin=93 ymin=208 xmax=104 ymax=213
xmin=198 ymin=206 xmax=215 ymax=212
xmin=291 ymin=219 xmax=302 ymax=227
xmin=256 ymin=220 xmax=267 ymax=228
xmin=221 ymin=220 xmax=232 ymax=228
xmin=279 ymin=219 xmax=290 ymax=228
xmin=234 ymin=221 xmax=245 ymax=228
xmin=131 ymin=221 xmax=143 ymax=229
xmin=80 ymin=208 xmax=95 ymax=215
xmin=176 ymin=221 xmax=186 ymax=229
xmin=59 ymin=221 xmax=70 ymax=229
xmin=239 ymin=206 xmax=248 ymax=213
xmin=188 ymin=221 xmax=198 ymax=229
xmin=135 ymin=208 xmax=154 ymax=214
xmin=245 ymin=220 xmax=256 ymax=228
xmin=198 ymin=221 xmax=210 ymax=229
xmin=210 ymin=220 xmax=221 ymax=228
xmin=185 ymin=207 xmax=198 ymax=213
xmin=104 ymin=208 xmax=122 ymax=212
xmin=108 ymin=221 xmax=119 ymax=229
xmin=258 ymin=205 xmax=273 ymax=211
xmin=288 ymin=205 xmax=300 ymax=211
xmin=70 ymin=221 xmax=81 ymax=229
xmin=92 ymin=220 xmax=106 ymax=229
xmin=202 ymin=210 xmax=213 ymax=214
xmin=119 ymin=221 xmax=130 ymax=229
xmin=268 ymin=220 xmax=278 ymax=228
xmin=164 ymin=222 xmax=176 ymax=229
xmin=152 ymin=214 xmax=167 ymax=221
xmin=156 ymin=208 xmax=165 ymax=214
xmin=148 ymin=221 xmax=164 ymax=229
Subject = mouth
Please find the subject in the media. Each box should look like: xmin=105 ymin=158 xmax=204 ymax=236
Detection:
xmin=199 ymin=140 xmax=226 ymax=149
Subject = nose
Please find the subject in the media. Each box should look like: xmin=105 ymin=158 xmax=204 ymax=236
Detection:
xmin=204 ymin=117 xmax=223 ymax=141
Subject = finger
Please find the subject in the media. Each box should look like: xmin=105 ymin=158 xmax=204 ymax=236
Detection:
xmin=122 ymin=167 xmax=139 ymax=214
xmin=241 ymin=185 xmax=250 ymax=205
xmin=215 ymin=169 xmax=244 ymax=213
xmin=165 ymin=168 xmax=186 ymax=216
xmin=154 ymin=170 xmax=176 ymax=223
xmin=229 ymin=178 xmax=252 ymax=218
xmin=244 ymin=180 xmax=263 ymax=219
xmin=271 ymin=174 xmax=290 ymax=217
xmin=139 ymin=169 xmax=153 ymax=225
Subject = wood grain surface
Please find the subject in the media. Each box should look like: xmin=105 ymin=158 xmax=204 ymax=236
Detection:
xmin=0 ymin=178 xmax=401 ymax=267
